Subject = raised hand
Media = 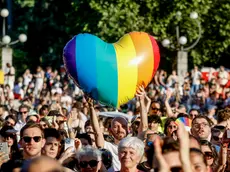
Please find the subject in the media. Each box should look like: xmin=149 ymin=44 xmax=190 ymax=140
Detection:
xmin=136 ymin=85 xmax=146 ymax=101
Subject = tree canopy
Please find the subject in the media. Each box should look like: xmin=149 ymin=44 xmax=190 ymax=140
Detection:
xmin=3 ymin=0 xmax=230 ymax=75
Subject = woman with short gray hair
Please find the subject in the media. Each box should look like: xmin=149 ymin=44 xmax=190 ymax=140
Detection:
xmin=118 ymin=137 xmax=145 ymax=172
xmin=77 ymin=145 xmax=103 ymax=172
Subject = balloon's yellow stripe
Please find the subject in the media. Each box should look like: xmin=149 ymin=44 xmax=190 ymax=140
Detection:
xmin=113 ymin=34 xmax=137 ymax=107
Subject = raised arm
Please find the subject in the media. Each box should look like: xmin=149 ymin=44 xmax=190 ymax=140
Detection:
xmin=136 ymin=86 xmax=148 ymax=133
xmin=88 ymin=99 xmax=105 ymax=148
xmin=164 ymin=89 xmax=176 ymax=118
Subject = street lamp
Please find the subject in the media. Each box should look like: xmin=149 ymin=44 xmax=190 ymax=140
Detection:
xmin=162 ymin=11 xmax=202 ymax=85
xmin=0 ymin=8 xmax=27 ymax=70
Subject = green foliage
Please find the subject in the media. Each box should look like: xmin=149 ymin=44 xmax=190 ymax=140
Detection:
xmin=9 ymin=0 xmax=230 ymax=74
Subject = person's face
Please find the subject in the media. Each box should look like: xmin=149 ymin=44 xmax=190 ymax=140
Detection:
xmin=42 ymin=137 xmax=60 ymax=158
xmin=39 ymin=121 xmax=48 ymax=130
xmin=21 ymin=127 xmax=45 ymax=158
xmin=111 ymin=119 xmax=127 ymax=140
xmin=201 ymin=145 xmax=214 ymax=166
xmin=119 ymin=147 xmax=141 ymax=169
xmin=150 ymin=103 xmax=161 ymax=115
xmin=3 ymin=133 xmax=15 ymax=147
xmin=166 ymin=121 xmax=177 ymax=137
xmin=85 ymin=125 xmax=94 ymax=133
xmin=80 ymin=138 xmax=90 ymax=146
xmin=192 ymin=118 xmax=211 ymax=140
xmin=5 ymin=118 xmax=15 ymax=127
xmin=189 ymin=110 xmax=199 ymax=120
xmin=80 ymin=155 xmax=102 ymax=172
xmin=190 ymin=152 xmax=209 ymax=172
xmin=148 ymin=122 xmax=159 ymax=132
xmin=20 ymin=108 xmax=29 ymax=121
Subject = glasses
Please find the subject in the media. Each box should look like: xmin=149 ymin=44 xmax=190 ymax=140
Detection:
xmin=79 ymin=160 xmax=99 ymax=168
xmin=204 ymin=152 xmax=214 ymax=159
xmin=20 ymin=111 xmax=28 ymax=114
xmin=22 ymin=136 xmax=42 ymax=143
xmin=193 ymin=123 xmax=209 ymax=128
xmin=3 ymin=133 xmax=15 ymax=139
xmin=152 ymin=107 xmax=160 ymax=111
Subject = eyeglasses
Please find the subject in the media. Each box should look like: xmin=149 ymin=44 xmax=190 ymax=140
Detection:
xmin=193 ymin=123 xmax=209 ymax=128
xmin=79 ymin=160 xmax=99 ymax=168
xmin=204 ymin=152 xmax=214 ymax=159
xmin=20 ymin=111 xmax=28 ymax=114
xmin=22 ymin=136 xmax=42 ymax=143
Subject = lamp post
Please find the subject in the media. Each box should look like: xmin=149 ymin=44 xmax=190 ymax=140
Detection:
xmin=0 ymin=8 xmax=27 ymax=71
xmin=162 ymin=11 xmax=201 ymax=85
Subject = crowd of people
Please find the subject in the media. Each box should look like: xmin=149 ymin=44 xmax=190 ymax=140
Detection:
xmin=0 ymin=63 xmax=229 ymax=172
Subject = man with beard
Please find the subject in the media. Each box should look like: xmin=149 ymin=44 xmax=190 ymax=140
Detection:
xmin=89 ymin=101 xmax=128 ymax=172
xmin=191 ymin=115 xmax=213 ymax=141
xmin=20 ymin=122 xmax=46 ymax=159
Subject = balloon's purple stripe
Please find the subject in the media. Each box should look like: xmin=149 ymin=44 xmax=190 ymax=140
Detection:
xmin=63 ymin=36 xmax=78 ymax=83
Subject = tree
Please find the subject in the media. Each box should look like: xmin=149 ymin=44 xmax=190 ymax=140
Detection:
xmin=10 ymin=0 xmax=230 ymax=76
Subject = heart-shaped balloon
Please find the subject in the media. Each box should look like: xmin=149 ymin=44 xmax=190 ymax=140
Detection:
xmin=63 ymin=32 xmax=160 ymax=107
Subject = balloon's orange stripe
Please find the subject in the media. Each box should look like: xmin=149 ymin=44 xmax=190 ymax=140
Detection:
xmin=129 ymin=32 xmax=154 ymax=88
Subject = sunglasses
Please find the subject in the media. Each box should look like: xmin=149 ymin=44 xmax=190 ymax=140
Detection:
xmin=79 ymin=160 xmax=99 ymax=168
xmin=152 ymin=107 xmax=160 ymax=111
xmin=204 ymin=152 xmax=214 ymax=159
xmin=20 ymin=111 xmax=28 ymax=114
xmin=3 ymin=133 xmax=15 ymax=139
xmin=22 ymin=136 xmax=42 ymax=143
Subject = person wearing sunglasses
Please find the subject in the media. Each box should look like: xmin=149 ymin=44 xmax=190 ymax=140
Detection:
xmin=14 ymin=104 xmax=30 ymax=132
xmin=0 ymin=125 xmax=20 ymax=160
xmin=77 ymin=145 xmax=103 ymax=172
xmin=20 ymin=122 xmax=45 ymax=160
xmin=118 ymin=137 xmax=144 ymax=172
xmin=200 ymin=140 xmax=218 ymax=171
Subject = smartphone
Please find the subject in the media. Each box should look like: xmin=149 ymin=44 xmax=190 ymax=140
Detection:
xmin=64 ymin=138 xmax=75 ymax=152
xmin=0 ymin=142 xmax=9 ymax=161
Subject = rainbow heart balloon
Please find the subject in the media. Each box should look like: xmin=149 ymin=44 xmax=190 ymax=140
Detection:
xmin=63 ymin=32 xmax=160 ymax=107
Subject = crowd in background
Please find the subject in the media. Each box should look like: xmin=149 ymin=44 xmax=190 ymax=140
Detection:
xmin=0 ymin=63 xmax=229 ymax=172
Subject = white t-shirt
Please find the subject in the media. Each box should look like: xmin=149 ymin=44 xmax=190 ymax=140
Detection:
xmin=104 ymin=141 xmax=120 ymax=172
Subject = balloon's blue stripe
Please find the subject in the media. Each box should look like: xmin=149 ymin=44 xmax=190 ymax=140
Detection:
xmin=95 ymin=39 xmax=118 ymax=107
xmin=63 ymin=36 xmax=78 ymax=82
xmin=75 ymin=34 xmax=98 ymax=99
